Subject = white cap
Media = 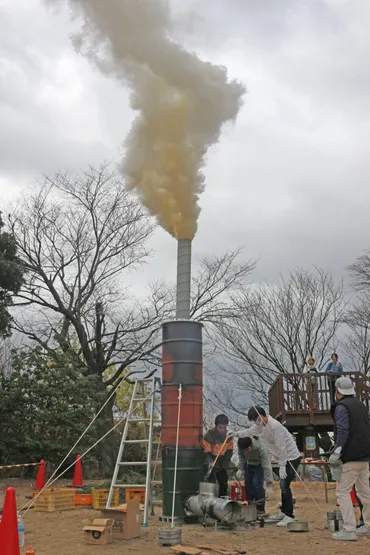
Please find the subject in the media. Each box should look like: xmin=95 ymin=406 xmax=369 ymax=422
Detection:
xmin=335 ymin=376 xmax=355 ymax=396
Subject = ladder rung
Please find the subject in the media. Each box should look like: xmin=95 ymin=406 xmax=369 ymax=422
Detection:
xmin=122 ymin=440 xmax=161 ymax=444
xmin=128 ymin=418 xmax=151 ymax=422
xmin=124 ymin=439 xmax=149 ymax=444
xmin=118 ymin=461 xmax=159 ymax=466
xmin=133 ymin=397 xmax=152 ymax=402
xmin=113 ymin=482 xmax=162 ymax=488
xmin=119 ymin=461 xmax=146 ymax=466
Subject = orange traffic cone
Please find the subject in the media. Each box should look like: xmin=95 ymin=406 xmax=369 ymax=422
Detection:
xmin=35 ymin=460 xmax=45 ymax=490
xmin=72 ymin=454 xmax=83 ymax=488
xmin=1 ymin=487 xmax=20 ymax=555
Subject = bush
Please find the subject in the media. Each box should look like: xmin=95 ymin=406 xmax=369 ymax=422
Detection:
xmin=0 ymin=347 xmax=103 ymax=470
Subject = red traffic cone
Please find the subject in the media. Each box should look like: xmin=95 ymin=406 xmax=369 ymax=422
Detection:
xmin=1 ymin=487 xmax=20 ymax=555
xmin=72 ymin=454 xmax=83 ymax=488
xmin=35 ymin=460 xmax=45 ymax=490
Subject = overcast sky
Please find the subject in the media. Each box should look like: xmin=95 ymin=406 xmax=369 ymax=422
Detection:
xmin=1 ymin=0 xmax=370 ymax=289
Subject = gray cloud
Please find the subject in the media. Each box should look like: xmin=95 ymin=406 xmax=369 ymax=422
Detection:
xmin=1 ymin=0 xmax=370 ymax=288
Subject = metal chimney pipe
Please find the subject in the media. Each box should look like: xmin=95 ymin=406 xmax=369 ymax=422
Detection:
xmin=176 ymin=239 xmax=191 ymax=319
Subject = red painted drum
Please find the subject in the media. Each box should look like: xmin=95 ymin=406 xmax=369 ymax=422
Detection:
xmin=161 ymin=320 xmax=204 ymax=517
xmin=161 ymin=320 xmax=203 ymax=449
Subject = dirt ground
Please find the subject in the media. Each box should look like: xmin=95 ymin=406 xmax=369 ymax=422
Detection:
xmin=1 ymin=480 xmax=369 ymax=555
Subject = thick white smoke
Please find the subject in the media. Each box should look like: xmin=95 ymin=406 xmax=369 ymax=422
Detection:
xmin=47 ymin=0 xmax=246 ymax=239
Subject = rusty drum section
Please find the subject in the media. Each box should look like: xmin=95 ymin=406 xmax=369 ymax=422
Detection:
xmin=161 ymin=320 xmax=204 ymax=517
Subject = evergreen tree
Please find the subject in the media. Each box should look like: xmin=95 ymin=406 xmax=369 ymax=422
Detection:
xmin=0 ymin=213 xmax=24 ymax=337
xmin=0 ymin=347 xmax=103 ymax=466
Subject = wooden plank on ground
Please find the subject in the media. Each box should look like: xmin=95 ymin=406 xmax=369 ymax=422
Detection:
xmin=192 ymin=548 xmax=232 ymax=555
xmin=195 ymin=545 xmax=246 ymax=555
xmin=170 ymin=546 xmax=203 ymax=555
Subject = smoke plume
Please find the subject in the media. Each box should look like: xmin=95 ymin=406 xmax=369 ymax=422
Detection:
xmin=48 ymin=0 xmax=245 ymax=239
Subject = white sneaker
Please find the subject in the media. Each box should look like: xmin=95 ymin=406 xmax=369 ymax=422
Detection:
xmin=332 ymin=529 xmax=357 ymax=541
xmin=276 ymin=515 xmax=295 ymax=527
xmin=267 ymin=511 xmax=285 ymax=522
xmin=356 ymin=525 xmax=370 ymax=537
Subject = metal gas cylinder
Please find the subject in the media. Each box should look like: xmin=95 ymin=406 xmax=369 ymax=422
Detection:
xmin=241 ymin=503 xmax=257 ymax=523
xmin=185 ymin=495 xmax=203 ymax=517
xmin=199 ymin=482 xmax=218 ymax=497
xmin=202 ymin=496 xmax=241 ymax=524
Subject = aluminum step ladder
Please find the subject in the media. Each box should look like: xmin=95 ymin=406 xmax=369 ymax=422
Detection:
xmin=106 ymin=376 xmax=161 ymax=526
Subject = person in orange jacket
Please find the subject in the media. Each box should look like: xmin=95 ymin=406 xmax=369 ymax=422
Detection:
xmin=203 ymin=414 xmax=234 ymax=497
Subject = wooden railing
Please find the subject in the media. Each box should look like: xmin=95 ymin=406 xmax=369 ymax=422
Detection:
xmin=357 ymin=374 xmax=370 ymax=411
xmin=268 ymin=371 xmax=367 ymax=422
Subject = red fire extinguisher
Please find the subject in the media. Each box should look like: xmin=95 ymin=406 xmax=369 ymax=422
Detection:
xmin=351 ymin=488 xmax=359 ymax=506
xmin=231 ymin=482 xmax=246 ymax=501
xmin=231 ymin=482 xmax=238 ymax=500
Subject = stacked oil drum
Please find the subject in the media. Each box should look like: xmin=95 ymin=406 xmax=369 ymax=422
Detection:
xmin=161 ymin=320 xmax=204 ymax=518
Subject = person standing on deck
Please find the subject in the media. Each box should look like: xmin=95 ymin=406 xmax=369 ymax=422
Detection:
xmin=203 ymin=414 xmax=234 ymax=497
xmin=329 ymin=376 xmax=370 ymax=541
xmin=303 ymin=355 xmax=319 ymax=409
xmin=325 ymin=353 xmax=343 ymax=405
xmin=238 ymin=407 xmax=301 ymax=527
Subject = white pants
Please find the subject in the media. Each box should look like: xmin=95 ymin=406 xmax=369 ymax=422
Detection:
xmin=336 ymin=461 xmax=370 ymax=532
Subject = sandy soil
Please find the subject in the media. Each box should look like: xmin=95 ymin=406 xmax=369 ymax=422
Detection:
xmin=1 ymin=480 xmax=369 ymax=555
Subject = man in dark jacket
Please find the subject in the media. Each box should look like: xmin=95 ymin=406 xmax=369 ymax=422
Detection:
xmin=203 ymin=414 xmax=234 ymax=497
xmin=329 ymin=376 xmax=370 ymax=541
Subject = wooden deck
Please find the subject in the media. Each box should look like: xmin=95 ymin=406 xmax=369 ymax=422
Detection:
xmin=268 ymin=372 xmax=370 ymax=430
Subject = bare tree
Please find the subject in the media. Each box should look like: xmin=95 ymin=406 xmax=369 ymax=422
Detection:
xmin=348 ymin=252 xmax=370 ymax=292
xmin=0 ymin=339 xmax=15 ymax=377
xmin=213 ymin=267 xmax=344 ymax=409
xmin=8 ymin=164 xmax=166 ymax=471
xmin=9 ymin=164 xmax=163 ymax=370
xmin=345 ymin=254 xmax=370 ymax=374
xmin=343 ymin=296 xmax=370 ymax=374
xmin=190 ymin=249 xmax=256 ymax=323
xmin=7 ymin=163 xmax=255 ymax=471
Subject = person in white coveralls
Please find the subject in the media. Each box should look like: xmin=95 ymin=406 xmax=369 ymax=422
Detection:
xmin=238 ymin=406 xmax=301 ymax=527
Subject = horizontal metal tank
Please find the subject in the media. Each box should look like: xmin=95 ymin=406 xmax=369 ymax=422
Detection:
xmin=201 ymin=496 xmax=242 ymax=524
xmin=161 ymin=319 xmax=204 ymax=518
xmin=185 ymin=495 xmax=242 ymax=524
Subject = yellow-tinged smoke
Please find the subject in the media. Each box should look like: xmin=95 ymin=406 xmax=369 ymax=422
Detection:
xmin=48 ymin=0 xmax=246 ymax=239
